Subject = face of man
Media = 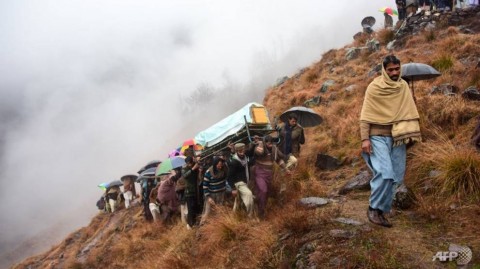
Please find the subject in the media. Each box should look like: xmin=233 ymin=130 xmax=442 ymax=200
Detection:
xmin=288 ymin=117 xmax=297 ymax=127
xmin=236 ymin=148 xmax=245 ymax=158
xmin=385 ymin=62 xmax=401 ymax=81
xmin=265 ymin=141 xmax=273 ymax=149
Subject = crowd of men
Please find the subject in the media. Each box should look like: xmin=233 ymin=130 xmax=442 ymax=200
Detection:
xmin=394 ymin=0 xmax=479 ymax=21
xmin=98 ymin=113 xmax=305 ymax=228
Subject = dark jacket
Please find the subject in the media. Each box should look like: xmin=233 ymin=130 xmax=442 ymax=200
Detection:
xmin=278 ymin=123 xmax=305 ymax=157
xmin=227 ymin=154 xmax=253 ymax=190
xmin=182 ymin=165 xmax=199 ymax=198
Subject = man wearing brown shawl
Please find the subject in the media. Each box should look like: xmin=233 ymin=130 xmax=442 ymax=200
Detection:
xmin=360 ymin=55 xmax=421 ymax=227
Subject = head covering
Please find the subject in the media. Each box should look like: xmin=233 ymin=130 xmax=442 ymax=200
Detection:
xmin=360 ymin=62 xmax=421 ymax=146
xmin=234 ymin=143 xmax=245 ymax=151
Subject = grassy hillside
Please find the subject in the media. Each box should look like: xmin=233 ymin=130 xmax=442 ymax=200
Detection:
xmin=13 ymin=8 xmax=480 ymax=269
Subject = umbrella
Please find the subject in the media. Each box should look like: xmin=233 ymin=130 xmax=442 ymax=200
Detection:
xmin=180 ymin=139 xmax=203 ymax=153
xmin=168 ymin=148 xmax=183 ymax=158
xmin=280 ymin=106 xmax=323 ymax=128
xmin=401 ymin=62 xmax=441 ymax=98
xmin=379 ymin=7 xmax=398 ymax=16
xmin=156 ymin=156 xmax=186 ymax=176
xmin=98 ymin=182 xmax=108 ymax=191
xmin=361 ymin=16 xmax=376 ymax=29
xmin=137 ymin=160 xmax=161 ymax=174
xmin=120 ymin=174 xmax=138 ymax=182
xmin=137 ymin=167 xmax=157 ymax=183
xmin=106 ymin=180 xmax=123 ymax=189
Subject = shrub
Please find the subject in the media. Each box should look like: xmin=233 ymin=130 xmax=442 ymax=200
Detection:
xmin=409 ymin=134 xmax=480 ymax=204
xmin=431 ymin=55 xmax=454 ymax=72
xmin=377 ymin=28 xmax=395 ymax=45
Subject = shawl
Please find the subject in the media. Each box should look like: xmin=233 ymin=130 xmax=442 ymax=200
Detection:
xmin=360 ymin=63 xmax=422 ymax=146
xmin=232 ymin=154 xmax=250 ymax=182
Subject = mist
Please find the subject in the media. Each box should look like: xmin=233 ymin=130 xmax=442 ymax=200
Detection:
xmin=0 ymin=0 xmax=387 ymax=265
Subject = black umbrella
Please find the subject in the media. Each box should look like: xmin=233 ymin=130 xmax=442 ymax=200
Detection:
xmin=136 ymin=167 xmax=157 ymax=183
xmin=137 ymin=160 xmax=161 ymax=174
xmin=280 ymin=106 xmax=323 ymax=128
xmin=401 ymin=62 xmax=441 ymax=98
xmin=106 ymin=180 xmax=123 ymax=189
xmin=120 ymin=174 xmax=138 ymax=182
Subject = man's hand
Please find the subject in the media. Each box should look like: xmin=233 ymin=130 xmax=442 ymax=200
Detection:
xmin=361 ymin=139 xmax=372 ymax=155
xmin=207 ymin=196 xmax=215 ymax=205
xmin=231 ymin=190 xmax=237 ymax=197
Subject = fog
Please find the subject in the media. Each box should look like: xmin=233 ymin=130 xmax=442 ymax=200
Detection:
xmin=0 ymin=0 xmax=387 ymax=265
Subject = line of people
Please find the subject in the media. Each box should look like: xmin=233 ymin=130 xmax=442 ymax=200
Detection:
xmin=99 ymin=112 xmax=306 ymax=229
xmin=396 ymin=0 xmax=479 ymax=21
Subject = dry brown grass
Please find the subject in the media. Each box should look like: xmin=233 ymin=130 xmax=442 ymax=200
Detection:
xmin=376 ymin=28 xmax=395 ymax=46
xmin=14 ymin=14 xmax=480 ymax=269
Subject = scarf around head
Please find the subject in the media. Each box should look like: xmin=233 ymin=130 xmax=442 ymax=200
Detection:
xmin=360 ymin=63 xmax=422 ymax=146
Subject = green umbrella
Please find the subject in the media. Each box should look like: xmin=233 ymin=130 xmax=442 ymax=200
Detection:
xmin=156 ymin=156 xmax=186 ymax=176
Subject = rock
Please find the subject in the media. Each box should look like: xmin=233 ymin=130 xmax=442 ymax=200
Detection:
xmin=393 ymin=184 xmax=416 ymax=210
xmin=299 ymin=197 xmax=329 ymax=208
xmin=346 ymin=47 xmax=361 ymax=60
xmin=315 ymin=154 xmax=341 ymax=170
xmin=345 ymin=84 xmax=357 ymax=92
xmin=425 ymin=21 xmax=436 ymax=31
xmin=329 ymin=229 xmax=356 ymax=239
xmin=304 ymin=96 xmax=321 ymax=107
xmin=430 ymin=83 xmax=459 ymax=96
xmin=338 ymin=170 xmax=371 ymax=195
xmin=366 ymin=39 xmax=380 ymax=52
xmin=294 ymin=68 xmax=307 ymax=79
xmin=320 ymin=80 xmax=335 ymax=93
xmin=333 ymin=217 xmax=363 ymax=226
xmin=386 ymin=40 xmax=396 ymax=51
xmin=295 ymin=242 xmax=318 ymax=269
xmin=429 ymin=170 xmax=441 ymax=178
xmin=329 ymin=257 xmax=348 ymax=268
xmin=275 ymin=76 xmax=289 ymax=87
xmin=279 ymin=232 xmax=292 ymax=241
xmin=462 ymin=86 xmax=480 ymax=101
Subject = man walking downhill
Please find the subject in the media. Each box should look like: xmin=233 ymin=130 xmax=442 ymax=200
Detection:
xmin=360 ymin=55 xmax=422 ymax=227
xmin=227 ymin=143 xmax=255 ymax=218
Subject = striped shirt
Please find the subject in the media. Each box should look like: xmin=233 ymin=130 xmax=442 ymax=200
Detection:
xmin=203 ymin=166 xmax=227 ymax=197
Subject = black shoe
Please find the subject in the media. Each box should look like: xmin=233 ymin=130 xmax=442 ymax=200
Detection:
xmin=367 ymin=207 xmax=392 ymax=228
xmin=378 ymin=211 xmax=393 ymax=228
xmin=367 ymin=207 xmax=383 ymax=226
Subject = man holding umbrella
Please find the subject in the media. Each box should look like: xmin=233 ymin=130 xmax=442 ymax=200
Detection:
xmin=360 ymin=55 xmax=422 ymax=227
xmin=277 ymin=113 xmax=304 ymax=170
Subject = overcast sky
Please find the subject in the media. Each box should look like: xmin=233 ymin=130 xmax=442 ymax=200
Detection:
xmin=0 ymin=0 xmax=388 ymax=264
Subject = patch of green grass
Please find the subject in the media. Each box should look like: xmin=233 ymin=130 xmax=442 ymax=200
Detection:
xmin=431 ymin=55 xmax=454 ymax=72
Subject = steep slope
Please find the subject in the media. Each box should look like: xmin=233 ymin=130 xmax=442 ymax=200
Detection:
xmin=13 ymin=8 xmax=480 ymax=269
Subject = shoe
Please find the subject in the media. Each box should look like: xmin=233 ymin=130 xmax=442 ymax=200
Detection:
xmin=378 ymin=211 xmax=393 ymax=228
xmin=186 ymin=224 xmax=192 ymax=230
xmin=367 ymin=207 xmax=392 ymax=228
xmin=367 ymin=207 xmax=383 ymax=226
